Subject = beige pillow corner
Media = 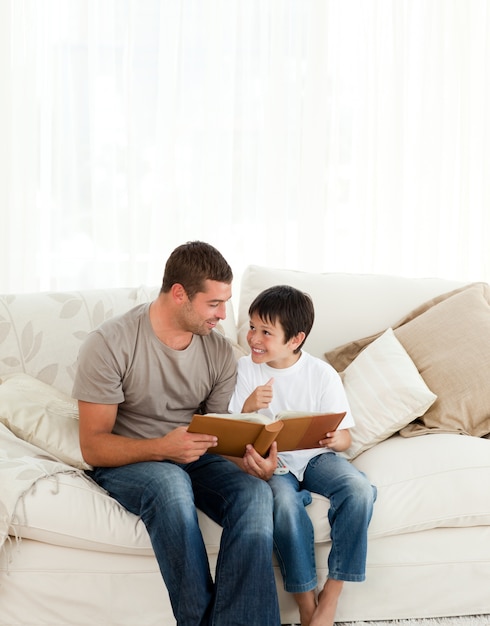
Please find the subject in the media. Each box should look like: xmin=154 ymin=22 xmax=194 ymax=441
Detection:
xmin=0 ymin=372 xmax=91 ymax=470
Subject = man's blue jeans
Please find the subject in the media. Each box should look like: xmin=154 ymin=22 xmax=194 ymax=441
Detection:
xmin=90 ymin=454 xmax=281 ymax=626
xmin=269 ymin=451 xmax=377 ymax=593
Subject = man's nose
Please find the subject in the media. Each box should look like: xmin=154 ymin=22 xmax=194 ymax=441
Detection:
xmin=217 ymin=302 xmax=227 ymax=319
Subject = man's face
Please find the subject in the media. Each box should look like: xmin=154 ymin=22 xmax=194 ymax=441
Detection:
xmin=180 ymin=279 xmax=232 ymax=336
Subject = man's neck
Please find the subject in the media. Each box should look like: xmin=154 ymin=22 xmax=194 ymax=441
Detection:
xmin=149 ymin=298 xmax=193 ymax=350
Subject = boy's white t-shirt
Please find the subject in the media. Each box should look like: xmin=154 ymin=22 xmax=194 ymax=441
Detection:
xmin=228 ymin=351 xmax=355 ymax=480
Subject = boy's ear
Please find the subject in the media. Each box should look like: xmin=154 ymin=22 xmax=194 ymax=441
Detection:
xmin=290 ymin=331 xmax=306 ymax=350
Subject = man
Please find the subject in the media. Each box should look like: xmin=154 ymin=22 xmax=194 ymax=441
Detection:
xmin=73 ymin=241 xmax=280 ymax=626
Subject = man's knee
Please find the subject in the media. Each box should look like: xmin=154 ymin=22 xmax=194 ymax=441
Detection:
xmin=142 ymin=464 xmax=194 ymax=510
xmin=232 ymin=476 xmax=274 ymax=525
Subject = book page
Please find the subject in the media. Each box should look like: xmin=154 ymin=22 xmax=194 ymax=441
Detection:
xmin=205 ymin=412 xmax=272 ymax=425
xmin=276 ymin=411 xmax=327 ymax=420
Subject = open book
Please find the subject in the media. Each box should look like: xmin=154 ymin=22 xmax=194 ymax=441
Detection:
xmin=187 ymin=411 xmax=346 ymax=457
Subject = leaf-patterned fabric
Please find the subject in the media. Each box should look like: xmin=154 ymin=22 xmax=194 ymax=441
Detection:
xmin=0 ymin=286 xmax=158 ymax=395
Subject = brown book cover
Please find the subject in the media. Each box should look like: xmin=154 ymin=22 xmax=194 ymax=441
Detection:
xmin=187 ymin=411 xmax=346 ymax=457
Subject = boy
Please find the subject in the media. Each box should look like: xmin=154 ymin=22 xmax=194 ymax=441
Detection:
xmin=229 ymin=285 xmax=376 ymax=626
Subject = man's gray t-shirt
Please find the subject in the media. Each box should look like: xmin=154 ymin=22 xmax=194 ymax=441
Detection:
xmin=72 ymin=303 xmax=237 ymax=439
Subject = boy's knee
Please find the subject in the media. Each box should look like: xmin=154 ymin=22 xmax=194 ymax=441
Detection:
xmin=273 ymin=487 xmax=311 ymax=512
xmin=352 ymin=475 xmax=376 ymax=507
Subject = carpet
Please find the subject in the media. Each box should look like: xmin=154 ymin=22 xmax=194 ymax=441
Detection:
xmin=284 ymin=617 xmax=490 ymax=626
xmin=335 ymin=617 xmax=490 ymax=626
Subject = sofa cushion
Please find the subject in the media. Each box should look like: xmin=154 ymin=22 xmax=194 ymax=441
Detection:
xmin=327 ymin=283 xmax=490 ymax=438
xmin=352 ymin=433 xmax=490 ymax=539
xmin=396 ymin=283 xmax=490 ymax=437
xmin=7 ymin=423 xmax=490 ymax=554
xmin=11 ymin=469 xmax=225 ymax=557
xmin=341 ymin=328 xmax=437 ymax=459
xmin=0 ymin=420 xmax=222 ymax=557
xmin=0 ymin=373 xmax=90 ymax=470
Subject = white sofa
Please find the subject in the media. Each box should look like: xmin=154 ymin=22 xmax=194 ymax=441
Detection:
xmin=1 ymin=265 xmax=490 ymax=625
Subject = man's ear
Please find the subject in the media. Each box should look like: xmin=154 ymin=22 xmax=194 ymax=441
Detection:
xmin=171 ymin=283 xmax=187 ymax=303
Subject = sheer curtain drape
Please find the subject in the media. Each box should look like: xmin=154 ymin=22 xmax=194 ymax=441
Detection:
xmin=1 ymin=0 xmax=489 ymax=293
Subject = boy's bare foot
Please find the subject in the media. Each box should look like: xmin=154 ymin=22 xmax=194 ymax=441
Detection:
xmin=309 ymin=578 xmax=343 ymax=626
xmin=293 ymin=589 xmax=317 ymax=626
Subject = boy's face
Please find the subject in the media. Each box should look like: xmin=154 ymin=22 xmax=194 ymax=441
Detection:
xmin=247 ymin=312 xmax=304 ymax=369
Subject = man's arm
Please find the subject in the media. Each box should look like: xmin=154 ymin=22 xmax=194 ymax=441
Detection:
xmin=78 ymin=400 xmax=218 ymax=467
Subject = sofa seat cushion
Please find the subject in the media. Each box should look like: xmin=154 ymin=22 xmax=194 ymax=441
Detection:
xmin=352 ymin=433 xmax=490 ymax=539
xmin=11 ymin=468 xmax=227 ymax=557
xmin=7 ymin=422 xmax=490 ymax=554
xmin=0 ymin=419 xmax=219 ymax=556
xmin=308 ymin=432 xmax=490 ymax=543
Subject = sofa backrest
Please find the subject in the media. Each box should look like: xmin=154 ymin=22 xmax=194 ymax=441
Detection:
xmin=237 ymin=265 xmax=467 ymax=359
xmin=0 ymin=287 xmax=155 ymax=395
xmin=0 ymin=285 xmax=238 ymax=396
xmin=0 ymin=268 xmax=468 ymax=395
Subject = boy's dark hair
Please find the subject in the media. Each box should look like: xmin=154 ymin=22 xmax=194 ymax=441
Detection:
xmin=248 ymin=285 xmax=315 ymax=353
xmin=160 ymin=241 xmax=233 ymax=299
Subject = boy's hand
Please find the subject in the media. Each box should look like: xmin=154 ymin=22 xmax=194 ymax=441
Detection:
xmin=242 ymin=441 xmax=278 ymax=481
xmin=242 ymin=377 xmax=274 ymax=412
xmin=320 ymin=428 xmax=352 ymax=452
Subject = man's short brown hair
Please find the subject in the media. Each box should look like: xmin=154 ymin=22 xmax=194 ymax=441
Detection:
xmin=161 ymin=241 xmax=233 ymax=299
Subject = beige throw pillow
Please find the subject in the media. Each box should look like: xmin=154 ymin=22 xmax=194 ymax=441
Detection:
xmin=0 ymin=373 xmax=91 ymax=469
xmin=341 ymin=328 xmax=437 ymax=459
xmin=395 ymin=283 xmax=490 ymax=437
xmin=327 ymin=282 xmax=490 ymax=438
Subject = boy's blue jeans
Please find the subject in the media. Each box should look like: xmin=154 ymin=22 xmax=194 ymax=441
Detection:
xmin=90 ymin=453 xmax=281 ymax=626
xmin=269 ymin=451 xmax=377 ymax=593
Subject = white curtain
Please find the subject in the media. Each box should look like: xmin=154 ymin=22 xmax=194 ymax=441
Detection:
xmin=1 ymin=0 xmax=489 ymax=294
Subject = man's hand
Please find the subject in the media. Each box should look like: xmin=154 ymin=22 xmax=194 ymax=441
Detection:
xmin=242 ymin=377 xmax=274 ymax=413
xmin=242 ymin=441 xmax=278 ymax=481
xmin=164 ymin=426 xmax=218 ymax=463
